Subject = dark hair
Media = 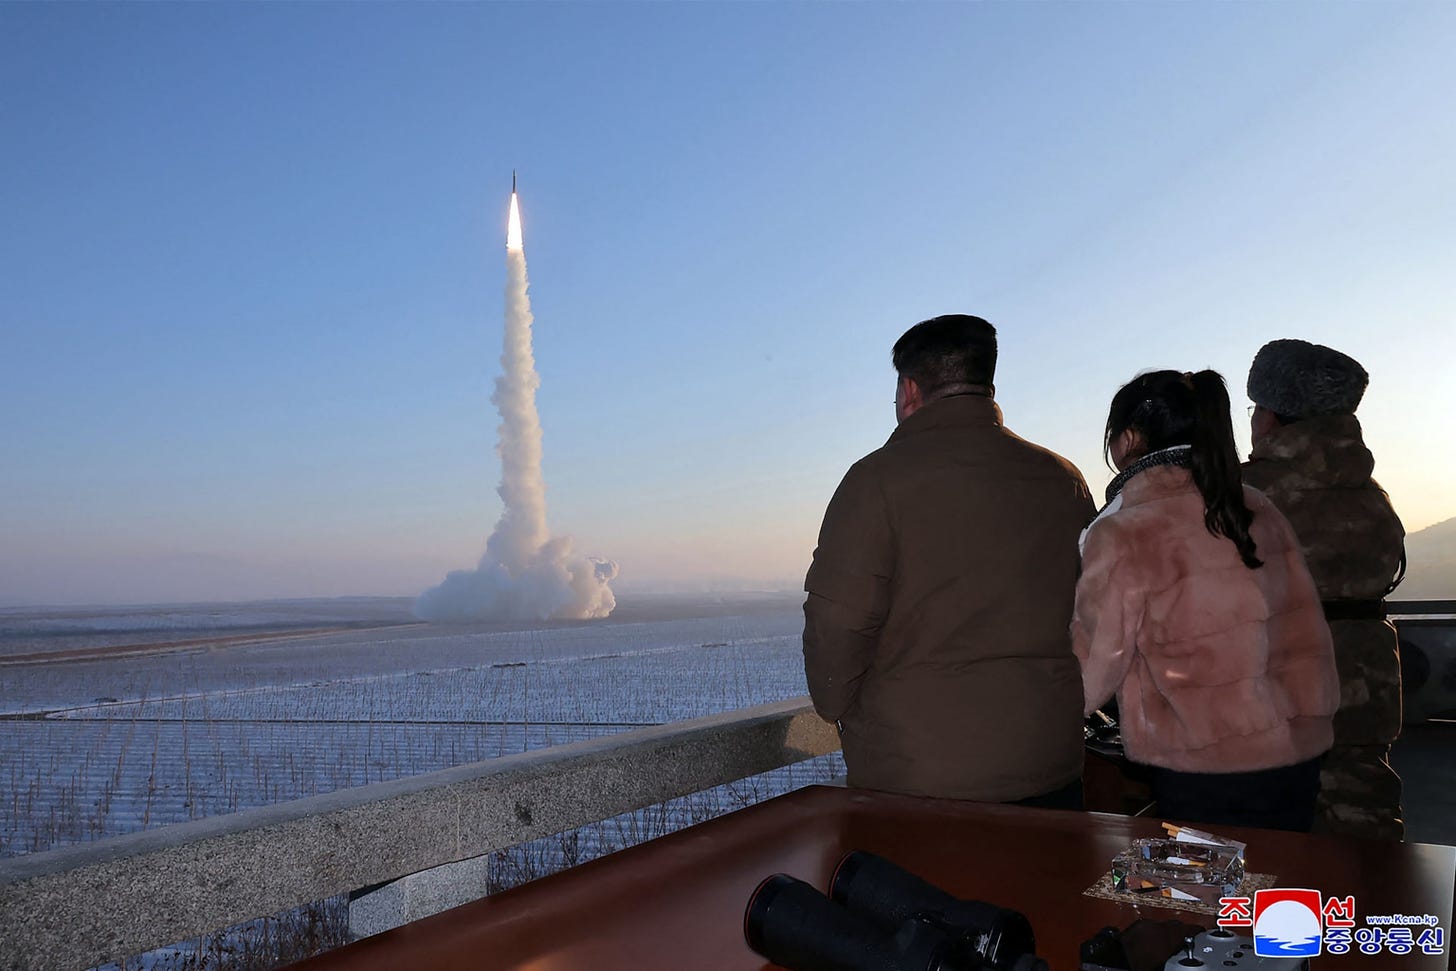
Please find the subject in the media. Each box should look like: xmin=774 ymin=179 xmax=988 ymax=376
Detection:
xmin=1105 ymin=370 xmax=1262 ymax=569
xmin=891 ymin=315 xmax=997 ymax=393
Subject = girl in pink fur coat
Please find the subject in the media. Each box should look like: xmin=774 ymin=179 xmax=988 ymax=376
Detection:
xmin=1073 ymin=370 xmax=1339 ymax=832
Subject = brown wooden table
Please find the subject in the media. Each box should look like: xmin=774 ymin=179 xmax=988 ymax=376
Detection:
xmin=289 ymin=785 xmax=1456 ymax=971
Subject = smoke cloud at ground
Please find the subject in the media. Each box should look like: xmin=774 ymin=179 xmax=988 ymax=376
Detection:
xmin=414 ymin=542 xmax=619 ymax=622
xmin=416 ymin=202 xmax=618 ymax=622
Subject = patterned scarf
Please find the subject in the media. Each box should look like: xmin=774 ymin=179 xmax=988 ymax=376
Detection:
xmin=1104 ymin=445 xmax=1193 ymax=504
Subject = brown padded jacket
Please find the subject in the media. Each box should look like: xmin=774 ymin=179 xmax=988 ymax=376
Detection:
xmin=1073 ymin=466 xmax=1340 ymax=773
xmin=803 ymin=394 xmax=1095 ymax=802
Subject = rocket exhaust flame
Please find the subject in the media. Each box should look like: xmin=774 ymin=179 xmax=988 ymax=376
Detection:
xmin=415 ymin=178 xmax=618 ymax=623
xmin=506 ymin=191 xmax=523 ymax=252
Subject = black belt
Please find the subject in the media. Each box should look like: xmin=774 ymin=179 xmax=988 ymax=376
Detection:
xmin=1322 ymin=599 xmax=1387 ymax=621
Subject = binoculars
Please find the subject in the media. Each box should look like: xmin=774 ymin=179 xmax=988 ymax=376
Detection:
xmin=744 ymin=850 xmax=1049 ymax=971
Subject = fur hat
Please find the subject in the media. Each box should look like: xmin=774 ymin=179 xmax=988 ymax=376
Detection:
xmin=1247 ymin=339 xmax=1368 ymax=419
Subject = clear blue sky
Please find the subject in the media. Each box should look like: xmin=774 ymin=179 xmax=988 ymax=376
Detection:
xmin=3 ymin=3 xmax=1453 ymax=605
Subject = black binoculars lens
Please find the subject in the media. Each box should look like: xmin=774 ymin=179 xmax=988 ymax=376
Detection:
xmin=744 ymin=873 xmax=796 ymax=953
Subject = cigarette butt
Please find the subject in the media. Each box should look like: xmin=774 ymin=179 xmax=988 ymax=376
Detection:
xmin=1162 ymin=822 xmax=1182 ymax=835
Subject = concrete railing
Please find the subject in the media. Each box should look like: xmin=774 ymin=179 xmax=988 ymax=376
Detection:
xmin=0 ymin=698 xmax=840 ymax=971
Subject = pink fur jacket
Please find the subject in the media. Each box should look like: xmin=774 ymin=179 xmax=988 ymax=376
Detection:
xmin=1073 ymin=466 xmax=1339 ymax=773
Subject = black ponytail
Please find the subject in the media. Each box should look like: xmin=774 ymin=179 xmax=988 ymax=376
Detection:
xmin=1105 ymin=369 xmax=1262 ymax=569
xmin=1186 ymin=370 xmax=1261 ymax=568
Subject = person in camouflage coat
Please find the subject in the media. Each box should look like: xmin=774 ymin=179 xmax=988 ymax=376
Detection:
xmin=1244 ymin=339 xmax=1405 ymax=840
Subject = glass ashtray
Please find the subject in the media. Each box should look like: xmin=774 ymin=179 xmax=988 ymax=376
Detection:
xmin=1111 ymin=837 xmax=1245 ymax=906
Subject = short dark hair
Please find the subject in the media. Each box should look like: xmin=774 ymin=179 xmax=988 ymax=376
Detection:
xmin=891 ymin=315 xmax=997 ymax=392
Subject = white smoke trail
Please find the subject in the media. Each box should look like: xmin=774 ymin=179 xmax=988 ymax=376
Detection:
xmin=415 ymin=191 xmax=618 ymax=623
xmin=484 ymin=212 xmax=549 ymax=573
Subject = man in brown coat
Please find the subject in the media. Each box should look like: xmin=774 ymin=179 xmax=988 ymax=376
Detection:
xmin=1244 ymin=339 xmax=1406 ymax=840
xmin=803 ymin=315 xmax=1095 ymax=805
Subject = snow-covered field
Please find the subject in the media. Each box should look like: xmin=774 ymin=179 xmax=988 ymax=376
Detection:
xmin=0 ymin=592 xmax=839 ymax=860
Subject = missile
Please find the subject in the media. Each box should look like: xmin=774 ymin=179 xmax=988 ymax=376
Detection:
xmin=512 ymin=169 xmax=517 ymax=194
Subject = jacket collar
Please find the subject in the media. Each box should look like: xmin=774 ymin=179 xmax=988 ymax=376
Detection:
xmin=886 ymin=394 xmax=1002 ymax=445
xmin=1118 ymin=464 xmax=1198 ymax=507
xmin=1105 ymin=445 xmax=1192 ymax=505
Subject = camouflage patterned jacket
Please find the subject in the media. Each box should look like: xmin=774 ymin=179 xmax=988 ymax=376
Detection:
xmin=1242 ymin=415 xmax=1405 ymax=747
